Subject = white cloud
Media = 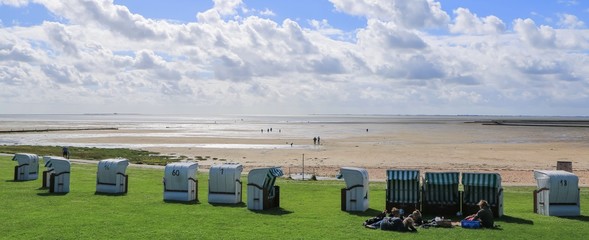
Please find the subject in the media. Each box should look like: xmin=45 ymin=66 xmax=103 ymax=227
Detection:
xmin=0 ymin=0 xmax=29 ymax=7
xmin=450 ymin=8 xmax=506 ymax=35
xmin=212 ymin=0 xmax=243 ymax=16
xmin=514 ymin=18 xmax=557 ymax=48
xmin=1 ymin=0 xmax=589 ymax=115
xmin=558 ymin=13 xmax=585 ymax=29
xmin=258 ymin=8 xmax=275 ymax=17
xmin=329 ymin=0 xmax=449 ymax=29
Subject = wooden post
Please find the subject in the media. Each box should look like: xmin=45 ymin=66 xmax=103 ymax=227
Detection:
xmin=302 ymin=154 xmax=305 ymax=180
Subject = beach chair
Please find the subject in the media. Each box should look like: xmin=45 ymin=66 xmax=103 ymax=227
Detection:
xmin=337 ymin=167 xmax=369 ymax=212
xmin=163 ymin=162 xmax=198 ymax=202
xmin=44 ymin=157 xmax=71 ymax=193
xmin=247 ymin=167 xmax=283 ymax=210
xmin=461 ymin=172 xmax=503 ymax=217
xmin=386 ymin=170 xmax=420 ymax=213
xmin=533 ymin=170 xmax=580 ymax=216
xmin=12 ymin=153 xmax=39 ymax=181
xmin=96 ymin=158 xmax=129 ymax=194
xmin=208 ymin=163 xmax=243 ymax=204
xmin=422 ymin=172 xmax=460 ymax=216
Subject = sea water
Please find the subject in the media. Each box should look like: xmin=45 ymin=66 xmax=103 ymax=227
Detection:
xmin=1 ymin=114 xmax=588 ymax=149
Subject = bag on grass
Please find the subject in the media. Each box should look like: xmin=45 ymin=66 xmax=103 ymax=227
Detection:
xmin=461 ymin=220 xmax=481 ymax=229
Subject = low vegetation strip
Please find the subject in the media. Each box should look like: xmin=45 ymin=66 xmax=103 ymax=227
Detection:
xmin=0 ymin=145 xmax=177 ymax=165
xmin=0 ymin=156 xmax=588 ymax=239
xmin=0 ymin=127 xmax=118 ymax=133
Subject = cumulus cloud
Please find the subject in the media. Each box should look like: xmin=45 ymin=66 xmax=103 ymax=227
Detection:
xmin=1 ymin=0 xmax=589 ymax=115
xmin=450 ymin=8 xmax=506 ymax=35
xmin=0 ymin=0 xmax=29 ymax=7
xmin=513 ymin=18 xmax=557 ymax=48
xmin=329 ymin=0 xmax=449 ymax=29
xmin=558 ymin=13 xmax=585 ymax=29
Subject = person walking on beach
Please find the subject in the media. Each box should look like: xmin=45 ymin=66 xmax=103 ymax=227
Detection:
xmin=62 ymin=146 xmax=70 ymax=159
xmin=317 ymin=136 xmax=321 ymax=145
xmin=313 ymin=137 xmax=317 ymax=145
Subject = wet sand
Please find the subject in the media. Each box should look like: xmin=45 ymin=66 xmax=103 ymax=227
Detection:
xmin=57 ymin=125 xmax=589 ymax=186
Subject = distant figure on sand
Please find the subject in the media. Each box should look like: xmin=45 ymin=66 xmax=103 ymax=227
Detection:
xmin=313 ymin=137 xmax=317 ymax=145
xmin=317 ymin=136 xmax=321 ymax=145
xmin=62 ymin=146 xmax=70 ymax=159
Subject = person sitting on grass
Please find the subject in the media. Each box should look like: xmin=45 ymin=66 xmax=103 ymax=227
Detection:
xmin=408 ymin=210 xmax=423 ymax=225
xmin=465 ymin=200 xmax=494 ymax=228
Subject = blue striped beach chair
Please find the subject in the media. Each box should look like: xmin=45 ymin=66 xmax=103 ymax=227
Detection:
xmin=386 ymin=170 xmax=420 ymax=212
xmin=462 ymin=172 xmax=503 ymax=217
xmin=422 ymin=172 xmax=460 ymax=215
xmin=247 ymin=167 xmax=283 ymax=210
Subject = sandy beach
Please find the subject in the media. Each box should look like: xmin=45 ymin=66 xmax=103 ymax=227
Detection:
xmin=48 ymin=122 xmax=589 ymax=186
xmin=2 ymin=115 xmax=589 ymax=186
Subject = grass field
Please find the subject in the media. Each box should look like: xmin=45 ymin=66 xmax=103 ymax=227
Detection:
xmin=1 ymin=156 xmax=588 ymax=239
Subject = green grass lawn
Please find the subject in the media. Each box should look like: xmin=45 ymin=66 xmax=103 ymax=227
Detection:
xmin=1 ymin=156 xmax=587 ymax=239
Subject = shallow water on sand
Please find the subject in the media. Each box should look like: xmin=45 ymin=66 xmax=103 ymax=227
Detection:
xmin=1 ymin=114 xmax=589 ymax=149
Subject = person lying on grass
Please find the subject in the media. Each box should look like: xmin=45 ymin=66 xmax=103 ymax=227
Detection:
xmin=365 ymin=208 xmax=417 ymax=232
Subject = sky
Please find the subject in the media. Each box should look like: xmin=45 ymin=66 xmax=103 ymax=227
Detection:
xmin=1 ymin=0 xmax=588 ymax=116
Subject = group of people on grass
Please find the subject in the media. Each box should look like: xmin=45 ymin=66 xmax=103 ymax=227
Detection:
xmin=363 ymin=199 xmax=494 ymax=232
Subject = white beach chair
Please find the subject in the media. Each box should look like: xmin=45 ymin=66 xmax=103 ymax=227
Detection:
xmin=163 ymin=162 xmax=198 ymax=202
xmin=12 ymin=153 xmax=39 ymax=181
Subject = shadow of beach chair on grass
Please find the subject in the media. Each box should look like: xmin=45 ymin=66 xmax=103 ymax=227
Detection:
xmin=422 ymin=172 xmax=460 ymax=217
xmin=462 ymin=172 xmax=503 ymax=217
xmin=385 ymin=169 xmax=420 ymax=213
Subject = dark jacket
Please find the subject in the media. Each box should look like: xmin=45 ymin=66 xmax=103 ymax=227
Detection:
xmin=475 ymin=206 xmax=494 ymax=228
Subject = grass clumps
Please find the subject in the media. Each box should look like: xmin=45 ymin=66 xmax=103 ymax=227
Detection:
xmin=0 ymin=145 xmax=175 ymax=165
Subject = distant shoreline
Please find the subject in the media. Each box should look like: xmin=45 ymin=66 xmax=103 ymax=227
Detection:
xmin=0 ymin=127 xmax=118 ymax=134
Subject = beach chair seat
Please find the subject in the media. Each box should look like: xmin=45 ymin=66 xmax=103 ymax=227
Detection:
xmin=247 ymin=167 xmax=283 ymax=210
xmin=461 ymin=172 xmax=503 ymax=217
xmin=386 ymin=170 xmax=420 ymax=212
xmin=422 ymin=172 xmax=460 ymax=216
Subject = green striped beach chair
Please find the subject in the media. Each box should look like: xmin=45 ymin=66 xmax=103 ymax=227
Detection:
xmin=386 ymin=170 xmax=420 ymax=213
xmin=422 ymin=172 xmax=460 ymax=215
xmin=462 ymin=172 xmax=503 ymax=217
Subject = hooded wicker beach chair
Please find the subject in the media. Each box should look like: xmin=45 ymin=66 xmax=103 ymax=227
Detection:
xmin=96 ymin=158 xmax=129 ymax=194
xmin=533 ymin=170 xmax=580 ymax=216
xmin=386 ymin=169 xmax=420 ymax=213
xmin=461 ymin=172 xmax=503 ymax=217
xmin=208 ymin=163 xmax=243 ymax=204
xmin=12 ymin=153 xmax=39 ymax=181
xmin=337 ymin=167 xmax=369 ymax=212
xmin=247 ymin=167 xmax=283 ymax=210
xmin=422 ymin=172 xmax=460 ymax=215
xmin=163 ymin=162 xmax=198 ymax=202
xmin=43 ymin=156 xmax=71 ymax=193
